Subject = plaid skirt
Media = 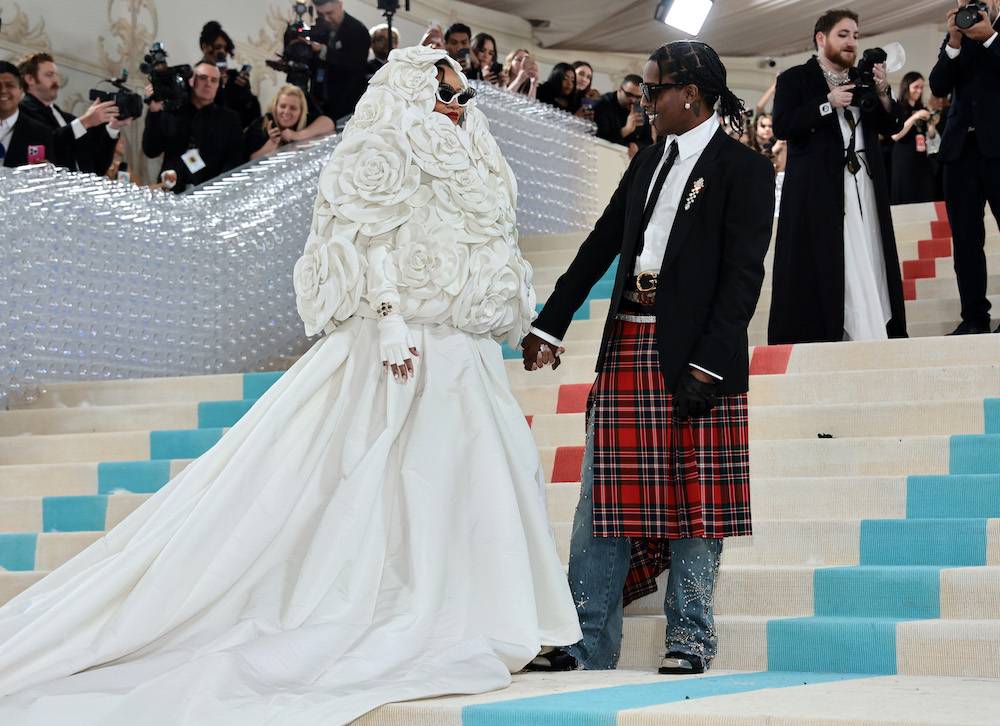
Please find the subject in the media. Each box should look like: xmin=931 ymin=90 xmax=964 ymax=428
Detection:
xmin=588 ymin=318 xmax=751 ymax=604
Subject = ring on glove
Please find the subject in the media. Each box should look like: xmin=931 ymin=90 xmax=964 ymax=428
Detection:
xmin=377 ymin=313 xmax=419 ymax=382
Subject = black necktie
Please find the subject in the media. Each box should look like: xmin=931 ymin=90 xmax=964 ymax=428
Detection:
xmin=843 ymin=109 xmax=861 ymax=176
xmin=636 ymin=140 xmax=679 ymax=257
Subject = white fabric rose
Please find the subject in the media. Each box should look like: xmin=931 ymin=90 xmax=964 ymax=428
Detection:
xmin=452 ymin=241 xmax=521 ymax=340
xmin=320 ymin=130 xmax=422 ymax=237
xmin=431 ymin=169 xmax=502 ymax=243
xmin=345 ymin=87 xmax=399 ymax=134
xmin=294 ymin=236 xmax=366 ymax=336
xmin=408 ymin=114 xmax=471 ymax=178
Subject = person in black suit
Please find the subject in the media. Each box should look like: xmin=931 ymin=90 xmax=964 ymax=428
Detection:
xmin=521 ymin=41 xmax=774 ymax=676
xmin=0 ymin=61 xmax=54 ymax=168
xmin=141 ymin=62 xmax=244 ymax=194
xmin=592 ymin=74 xmax=653 ymax=156
xmin=929 ymin=1 xmax=1000 ymax=334
xmin=16 ymin=52 xmax=123 ymax=174
xmin=197 ymin=21 xmax=262 ymax=129
xmin=309 ymin=0 xmax=371 ymax=122
xmin=768 ymin=9 xmax=907 ymax=344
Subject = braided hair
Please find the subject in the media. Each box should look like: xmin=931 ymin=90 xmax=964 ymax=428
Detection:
xmin=648 ymin=41 xmax=746 ymax=133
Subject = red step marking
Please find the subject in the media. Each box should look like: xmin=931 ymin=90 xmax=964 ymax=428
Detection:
xmin=934 ymin=201 xmax=948 ymax=221
xmin=556 ymin=383 xmax=591 ymax=414
xmin=552 ymin=446 xmax=584 ymax=483
xmin=749 ymin=345 xmax=793 ymax=376
xmin=930 ymin=220 xmax=951 ymax=238
xmin=903 ymin=279 xmax=917 ymax=301
xmin=917 ymin=238 xmax=952 ymax=260
xmin=902 ymin=258 xmax=937 ymax=280
xmin=526 ymin=415 xmax=533 ymax=427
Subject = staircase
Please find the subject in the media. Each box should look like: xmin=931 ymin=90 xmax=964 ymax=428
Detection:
xmin=2 ymin=201 xmax=1000 ymax=724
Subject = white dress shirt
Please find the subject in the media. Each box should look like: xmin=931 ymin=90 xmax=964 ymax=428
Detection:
xmin=635 ymin=113 xmax=720 ymax=275
xmin=531 ymin=113 xmax=724 ymax=380
xmin=47 ymin=102 xmax=120 ymax=142
xmin=0 ymin=109 xmax=17 ymax=156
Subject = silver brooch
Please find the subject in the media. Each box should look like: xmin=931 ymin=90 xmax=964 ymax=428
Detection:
xmin=684 ymin=178 xmax=705 ymax=211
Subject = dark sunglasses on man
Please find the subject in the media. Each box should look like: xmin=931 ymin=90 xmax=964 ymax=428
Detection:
xmin=639 ymin=81 xmax=686 ymax=103
xmin=436 ymin=83 xmax=477 ymax=106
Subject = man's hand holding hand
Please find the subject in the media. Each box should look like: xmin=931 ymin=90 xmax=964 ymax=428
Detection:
xmin=521 ymin=333 xmax=565 ymax=371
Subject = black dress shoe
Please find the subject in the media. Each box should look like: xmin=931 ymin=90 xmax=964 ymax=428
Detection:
xmin=948 ymin=321 xmax=992 ymax=335
xmin=658 ymin=651 xmax=705 ymax=675
xmin=523 ymin=648 xmax=579 ymax=672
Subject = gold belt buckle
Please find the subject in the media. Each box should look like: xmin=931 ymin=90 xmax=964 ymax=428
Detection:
xmin=636 ymin=271 xmax=658 ymax=292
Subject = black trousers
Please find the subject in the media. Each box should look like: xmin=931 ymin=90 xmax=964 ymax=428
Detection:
xmin=943 ymin=131 xmax=1000 ymax=326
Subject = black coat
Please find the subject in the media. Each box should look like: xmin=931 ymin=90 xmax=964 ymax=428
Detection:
xmin=141 ymin=102 xmax=245 ymax=193
xmin=928 ymin=18 xmax=1000 ymax=163
xmin=2 ymin=111 xmax=54 ymax=167
xmin=19 ymin=93 xmax=116 ymax=174
xmin=319 ymin=11 xmax=371 ymax=121
xmin=769 ymin=57 xmax=907 ymax=344
xmin=534 ymin=128 xmax=775 ymax=395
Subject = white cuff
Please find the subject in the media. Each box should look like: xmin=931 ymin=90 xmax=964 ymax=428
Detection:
xmin=529 ymin=326 xmax=563 ymax=348
xmin=945 ymin=44 xmax=961 ymax=59
xmin=985 ymin=32 xmax=998 ymax=49
xmin=107 ymin=126 xmax=121 ymax=139
xmin=690 ymin=363 xmax=723 ymax=381
xmin=70 ymin=118 xmax=87 ymax=139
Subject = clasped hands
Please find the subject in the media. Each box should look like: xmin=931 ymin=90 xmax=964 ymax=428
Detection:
xmin=521 ymin=333 xmax=564 ymax=371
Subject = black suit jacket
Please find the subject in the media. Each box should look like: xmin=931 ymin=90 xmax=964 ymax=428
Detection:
xmin=2 ymin=112 xmax=55 ymax=167
xmin=928 ymin=18 xmax=1000 ymax=162
xmin=534 ymin=127 xmax=775 ymax=394
xmin=320 ymin=12 xmax=371 ymax=120
xmin=592 ymin=91 xmax=652 ymax=149
xmin=19 ymin=93 xmax=116 ymax=174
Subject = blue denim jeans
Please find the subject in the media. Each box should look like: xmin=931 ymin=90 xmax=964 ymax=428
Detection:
xmin=565 ymin=419 xmax=723 ymax=670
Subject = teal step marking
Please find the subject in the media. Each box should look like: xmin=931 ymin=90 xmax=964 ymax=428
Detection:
xmin=0 ymin=533 xmax=37 ymax=572
xmin=501 ymin=342 xmax=522 ymax=360
xmin=242 ymin=371 xmax=283 ymax=400
xmin=860 ymin=518 xmax=986 ymax=567
xmin=767 ymin=617 xmax=900 ymax=675
xmin=42 ymin=495 xmax=109 ymax=533
xmin=461 ymin=671 xmax=863 ymax=726
xmin=813 ymin=566 xmax=941 ymax=619
xmin=985 ymin=399 xmax=1000 ymax=435
xmin=150 ymin=429 xmax=223 ymax=461
xmin=907 ymin=474 xmax=1000 ymax=518
xmin=98 ymin=460 xmax=171 ymax=495
xmin=950 ymin=434 xmax=1000 ymax=475
xmin=198 ymin=399 xmax=255 ymax=429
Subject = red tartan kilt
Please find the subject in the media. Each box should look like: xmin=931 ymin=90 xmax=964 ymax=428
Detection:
xmin=589 ymin=319 xmax=752 ymax=541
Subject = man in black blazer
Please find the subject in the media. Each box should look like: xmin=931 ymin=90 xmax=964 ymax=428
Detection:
xmin=522 ymin=41 xmax=774 ymax=676
xmin=0 ymin=61 xmax=54 ymax=168
xmin=310 ymin=0 xmax=371 ymax=122
xmin=929 ymin=1 xmax=1000 ymax=334
xmin=17 ymin=53 xmax=123 ymax=174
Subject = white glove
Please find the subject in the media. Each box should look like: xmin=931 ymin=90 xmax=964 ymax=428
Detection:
xmin=377 ymin=313 xmax=419 ymax=381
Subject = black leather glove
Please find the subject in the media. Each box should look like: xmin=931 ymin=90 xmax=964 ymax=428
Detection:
xmin=673 ymin=369 xmax=719 ymax=420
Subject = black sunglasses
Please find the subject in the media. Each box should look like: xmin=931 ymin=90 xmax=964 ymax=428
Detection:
xmin=436 ymin=83 xmax=477 ymax=106
xmin=639 ymin=81 xmax=686 ymax=103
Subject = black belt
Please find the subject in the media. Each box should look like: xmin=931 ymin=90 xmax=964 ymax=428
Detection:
xmin=620 ymin=274 xmax=658 ymax=315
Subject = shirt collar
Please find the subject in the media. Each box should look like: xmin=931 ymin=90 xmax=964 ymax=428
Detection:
xmin=663 ymin=113 xmax=720 ymax=162
xmin=0 ymin=109 xmax=19 ymax=134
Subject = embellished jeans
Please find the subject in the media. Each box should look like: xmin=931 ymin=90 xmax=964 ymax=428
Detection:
xmin=565 ymin=419 xmax=723 ymax=670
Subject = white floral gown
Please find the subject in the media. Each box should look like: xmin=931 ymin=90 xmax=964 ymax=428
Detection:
xmin=0 ymin=47 xmax=581 ymax=725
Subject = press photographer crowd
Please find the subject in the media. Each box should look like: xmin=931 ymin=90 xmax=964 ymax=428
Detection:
xmin=0 ymin=0 xmax=997 ymax=336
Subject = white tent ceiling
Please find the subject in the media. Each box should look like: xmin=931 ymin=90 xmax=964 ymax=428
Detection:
xmin=462 ymin=0 xmax=947 ymax=56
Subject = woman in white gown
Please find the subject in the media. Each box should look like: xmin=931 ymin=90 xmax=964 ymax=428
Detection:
xmin=0 ymin=47 xmax=581 ymax=725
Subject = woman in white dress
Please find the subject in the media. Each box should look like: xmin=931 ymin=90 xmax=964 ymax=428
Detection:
xmin=0 ymin=47 xmax=581 ymax=725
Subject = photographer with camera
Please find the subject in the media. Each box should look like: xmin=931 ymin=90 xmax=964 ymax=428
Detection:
xmin=308 ymin=0 xmax=370 ymax=121
xmin=197 ymin=21 xmax=261 ymax=129
xmin=17 ymin=53 xmax=126 ymax=174
xmin=769 ymin=9 xmax=907 ymax=345
xmin=929 ymin=0 xmax=1000 ymax=335
xmin=141 ymin=60 xmax=244 ymax=193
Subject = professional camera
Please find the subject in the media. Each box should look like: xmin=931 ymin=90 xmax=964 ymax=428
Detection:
xmin=956 ymin=1 xmax=989 ymax=30
xmin=266 ymin=2 xmax=329 ymax=90
xmin=140 ymin=42 xmax=193 ymax=111
xmin=850 ymin=47 xmax=888 ymax=113
xmin=89 ymin=70 xmax=144 ymax=120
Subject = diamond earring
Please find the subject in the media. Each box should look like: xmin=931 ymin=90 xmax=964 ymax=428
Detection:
xmin=684 ymin=102 xmax=691 ymax=110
